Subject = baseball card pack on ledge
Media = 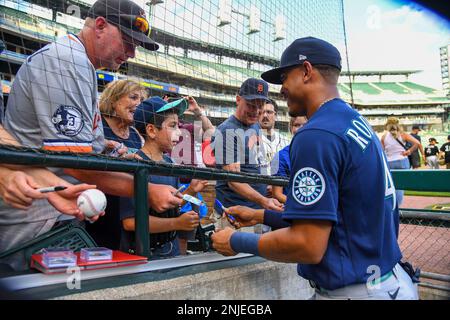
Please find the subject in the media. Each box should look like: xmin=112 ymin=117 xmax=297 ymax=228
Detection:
xmin=42 ymin=248 xmax=77 ymax=268
xmin=31 ymin=247 xmax=148 ymax=274
xmin=80 ymin=247 xmax=113 ymax=262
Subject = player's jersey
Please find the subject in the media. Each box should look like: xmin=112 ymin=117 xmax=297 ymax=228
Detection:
xmin=4 ymin=34 xmax=104 ymax=154
xmin=441 ymin=142 xmax=450 ymax=163
xmin=282 ymin=98 xmax=402 ymax=290
xmin=425 ymin=145 xmax=439 ymax=157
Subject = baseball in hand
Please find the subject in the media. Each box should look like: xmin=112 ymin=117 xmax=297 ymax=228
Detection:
xmin=77 ymin=189 xmax=107 ymax=218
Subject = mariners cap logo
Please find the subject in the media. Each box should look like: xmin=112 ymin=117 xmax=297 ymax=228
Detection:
xmin=299 ymin=54 xmax=307 ymax=61
xmin=257 ymin=83 xmax=264 ymax=93
xmin=292 ymin=167 xmax=325 ymax=205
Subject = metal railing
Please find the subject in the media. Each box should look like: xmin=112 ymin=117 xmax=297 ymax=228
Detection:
xmin=0 ymin=145 xmax=288 ymax=258
xmin=0 ymin=145 xmax=449 ymax=293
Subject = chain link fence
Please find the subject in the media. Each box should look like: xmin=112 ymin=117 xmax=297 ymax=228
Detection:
xmin=399 ymin=210 xmax=450 ymax=295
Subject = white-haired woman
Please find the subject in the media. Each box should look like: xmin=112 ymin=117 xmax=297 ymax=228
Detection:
xmin=100 ymin=80 xmax=147 ymax=156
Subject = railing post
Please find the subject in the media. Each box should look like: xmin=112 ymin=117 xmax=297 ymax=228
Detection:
xmin=134 ymin=168 xmax=150 ymax=258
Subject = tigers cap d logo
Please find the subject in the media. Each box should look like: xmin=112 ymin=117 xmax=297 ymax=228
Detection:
xmin=257 ymin=84 xmax=264 ymax=93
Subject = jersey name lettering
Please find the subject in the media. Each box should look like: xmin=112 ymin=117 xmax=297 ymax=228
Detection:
xmin=345 ymin=116 xmax=373 ymax=151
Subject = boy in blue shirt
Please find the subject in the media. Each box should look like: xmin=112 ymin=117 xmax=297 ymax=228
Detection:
xmin=121 ymin=96 xmax=207 ymax=259
xmin=271 ymin=116 xmax=307 ymax=204
xmin=212 ymin=37 xmax=419 ymax=299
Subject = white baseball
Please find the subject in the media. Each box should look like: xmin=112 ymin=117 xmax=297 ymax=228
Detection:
xmin=77 ymin=189 xmax=107 ymax=218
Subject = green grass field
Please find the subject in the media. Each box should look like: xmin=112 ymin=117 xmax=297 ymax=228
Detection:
xmin=425 ymin=203 xmax=450 ymax=211
xmin=404 ymin=191 xmax=450 ymax=197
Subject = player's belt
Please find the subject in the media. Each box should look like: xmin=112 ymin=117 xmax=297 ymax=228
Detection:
xmin=309 ymin=270 xmax=394 ymax=293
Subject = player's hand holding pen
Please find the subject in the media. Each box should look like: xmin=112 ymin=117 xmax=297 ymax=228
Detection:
xmin=214 ymin=199 xmax=241 ymax=229
xmin=225 ymin=205 xmax=265 ymax=229
xmin=215 ymin=200 xmax=265 ymax=229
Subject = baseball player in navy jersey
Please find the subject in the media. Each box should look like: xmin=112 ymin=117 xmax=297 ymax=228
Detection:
xmin=211 ymin=37 xmax=419 ymax=300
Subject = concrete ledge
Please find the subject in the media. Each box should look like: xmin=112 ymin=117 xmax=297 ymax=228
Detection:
xmin=55 ymin=261 xmax=314 ymax=300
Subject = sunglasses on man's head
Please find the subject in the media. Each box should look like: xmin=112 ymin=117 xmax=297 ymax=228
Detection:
xmin=108 ymin=14 xmax=150 ymax=35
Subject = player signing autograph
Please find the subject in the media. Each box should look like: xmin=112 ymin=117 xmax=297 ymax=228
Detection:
xmin=212 ymin=37 xmax=419 ymax=300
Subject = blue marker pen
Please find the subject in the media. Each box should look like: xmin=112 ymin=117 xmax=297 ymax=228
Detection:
xmin=214 ymin=199 xmax=236 ymax=222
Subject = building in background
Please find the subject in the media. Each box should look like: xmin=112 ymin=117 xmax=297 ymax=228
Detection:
xmin=440 ymin=45 xmax=450 ymax=97
xmin=0 ymin=0 xmax=448 ymax=135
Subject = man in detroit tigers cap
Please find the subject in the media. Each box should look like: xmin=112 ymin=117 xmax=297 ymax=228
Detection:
xmin=238 ymin=78 xmax=270 ymax=101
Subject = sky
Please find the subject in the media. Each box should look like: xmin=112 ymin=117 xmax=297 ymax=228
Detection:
xmin=343 ymin=0 xmax=449 ymax=89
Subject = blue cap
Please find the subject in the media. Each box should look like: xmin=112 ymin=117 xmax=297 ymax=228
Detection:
xmin=134 ymin=96 xmax=187 ymax=133
xmin=238 ymin=78 xmax=270 ymax=101
xmin=261 ymin=37 xmax=342 ymax=84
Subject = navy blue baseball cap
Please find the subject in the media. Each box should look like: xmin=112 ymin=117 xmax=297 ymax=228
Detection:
xmin=238 ymin=78 xmax=270 ymax=101
xmin=261 ymin=37 xmax=342 ymax=84
xmin=134 ymin=96 xmax=187 ymax=133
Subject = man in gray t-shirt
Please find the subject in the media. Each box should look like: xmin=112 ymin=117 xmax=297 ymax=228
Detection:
xmin=0 ymin=0 xmax=183 ymax=271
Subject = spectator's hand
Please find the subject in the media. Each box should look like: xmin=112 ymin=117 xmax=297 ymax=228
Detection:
xmin=402 ymin=150 xmax=411 ymax=157
xmin=47 ymin=184 xmax=101 ymax=220
xmin=225 ymin=205 xmax=261 ymax=228
xmin=185 ymin=96 xmax=202 ymax=116
xmin=211 ymin=227 xmax=237 ymax=256
xmin=266 ymin=185 xmax=273 ymax=198
xmin=0 ymin=171 xmax=46 ymax=209
xmin=262 ymin=197 xmax=284 ymax=211
xmin=148 ymin=184 xmax=183 ymax=213
xmin=176 ymin=211 xmax=199 ymax=231
xmin=122 ymin=152 xmax=142 ymax=160
xmin=104 ymin=140 xmax=128 ymax=157
xmin=188 ymin=179 xmax=208 ymax=193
